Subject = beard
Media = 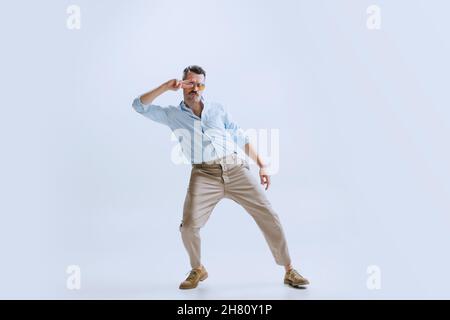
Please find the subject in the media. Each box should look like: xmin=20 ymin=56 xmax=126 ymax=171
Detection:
xmin=187 ymin=91 xmax=201 ymax=101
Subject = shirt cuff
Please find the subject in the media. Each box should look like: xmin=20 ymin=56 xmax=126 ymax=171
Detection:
xmin=132 ymin=95 xmax=149 ymax=113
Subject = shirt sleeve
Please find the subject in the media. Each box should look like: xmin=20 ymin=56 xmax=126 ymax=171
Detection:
xmin=132 ymin=95 xmax=170 ymax=126
xmin=223 ymin=106 xmax=250 ymax=148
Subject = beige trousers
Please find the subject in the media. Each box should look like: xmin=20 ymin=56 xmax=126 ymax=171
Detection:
xmin=179 ymin=152 xmax=292 ymax=269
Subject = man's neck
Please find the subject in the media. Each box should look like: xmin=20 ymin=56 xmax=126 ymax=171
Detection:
xmin=185 ymin=100 xmax=204 ymax=118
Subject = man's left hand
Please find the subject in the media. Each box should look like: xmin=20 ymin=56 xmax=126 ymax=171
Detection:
xmin=259 ymin=167 xmax=271 ymax=191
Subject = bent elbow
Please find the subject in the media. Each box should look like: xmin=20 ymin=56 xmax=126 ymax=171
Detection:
xmin=132 ymin=97 xmax=145 ymax=113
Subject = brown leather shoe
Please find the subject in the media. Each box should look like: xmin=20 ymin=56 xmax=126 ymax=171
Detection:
xmin=179 ymin=266 xmax=208 ymax=289
xmin=284 ymin=269 xmax=310 ymax=287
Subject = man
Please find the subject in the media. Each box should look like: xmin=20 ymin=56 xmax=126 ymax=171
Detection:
xmin=132 ymin=65 xmax=309 ymax=289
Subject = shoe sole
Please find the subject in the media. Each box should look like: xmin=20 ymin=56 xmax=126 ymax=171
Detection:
xmin=179 ymin=272 xmax=208 ymax=290
xmin=284 ymin=279 xmax=309 ymax=288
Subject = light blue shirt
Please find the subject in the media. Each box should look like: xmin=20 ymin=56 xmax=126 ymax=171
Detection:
xmin=132 ymin=96 xmax=250 ymax=164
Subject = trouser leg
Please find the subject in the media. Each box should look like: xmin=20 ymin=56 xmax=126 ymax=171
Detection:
xmin=180 ymin=166 xmax=224 ymax=269
xmin=225 ymin=161 xmax=292 ymax=266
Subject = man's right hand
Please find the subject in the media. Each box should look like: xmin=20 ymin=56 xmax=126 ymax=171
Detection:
xmin=164 ymin=79 xmax=183 ymax=91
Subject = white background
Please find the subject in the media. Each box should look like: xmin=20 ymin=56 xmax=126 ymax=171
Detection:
xmin=0 ymin=0 xmax=449 ymax=299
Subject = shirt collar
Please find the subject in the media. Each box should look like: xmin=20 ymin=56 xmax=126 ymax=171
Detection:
xmin=179 ymin=96 xmax=206 ymax=112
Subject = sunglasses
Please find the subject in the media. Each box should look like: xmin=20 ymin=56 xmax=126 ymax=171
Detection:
xmin=181 ymin=80 xmax=206 ymax=91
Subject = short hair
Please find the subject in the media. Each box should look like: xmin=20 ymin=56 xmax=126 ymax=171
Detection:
xmin=182 ymin=65 xmax=206 ymax=80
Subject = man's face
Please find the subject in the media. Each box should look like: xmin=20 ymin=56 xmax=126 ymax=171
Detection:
xmin=182 ymin=72 xmax=206 ymax=104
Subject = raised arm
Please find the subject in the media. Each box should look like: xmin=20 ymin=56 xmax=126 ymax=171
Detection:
xmin=139 ymin=79 xmax=182 ymax=105
xmin=132 ymin=79 xmax=183 ymax=125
